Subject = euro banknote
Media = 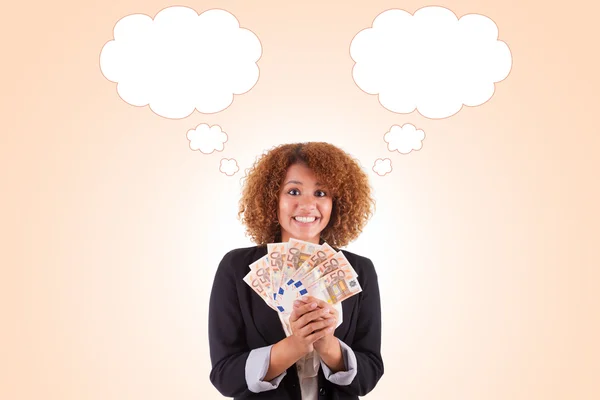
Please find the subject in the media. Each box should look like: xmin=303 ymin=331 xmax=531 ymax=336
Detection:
xmin=286 ymin=242 xmax=337 ymax=290
xmin=243 ymin=238 xmax=361 ymax=313
xmin=306 ymin=261 xmax=362 ymax=304
xmin=267 ymin=242 xmax=287 ymax=301
xmin=243 ymin=255 xmax=280 ymax=311
xmin=281 ymin=238 xmax=321 ymax=290
xmin=290 ymin=249 xmax=352 ymax=295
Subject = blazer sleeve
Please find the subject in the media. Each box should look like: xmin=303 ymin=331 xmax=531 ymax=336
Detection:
xmin=336 ymin=257 xmax=385 ymax=396
xmin=208 ymin=250 xmax=257 ymax=398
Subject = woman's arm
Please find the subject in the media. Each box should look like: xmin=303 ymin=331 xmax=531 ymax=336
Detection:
xmin=335 ymin=257 xmax=385 ymax=396
xmin=208 ymin=250 xmax=262 ymax=397
xmin=262 ymin=336 xmax=306 ymax=380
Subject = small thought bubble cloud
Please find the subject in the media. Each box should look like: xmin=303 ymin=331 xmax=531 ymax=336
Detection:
xmin=220 ymin=158 xmax=239 ymax=176
xmin=350 ymin=6 xmax=512 ymax=119
xmin=384 ymin=124 xmax=425 ymax=154
xmin=373 ymin=158 xmax=392 ymax=176
xmin=187 ymin=124 xmax=228 ymax=154
xmin=100 ymin=7 xmax=262 ymax=119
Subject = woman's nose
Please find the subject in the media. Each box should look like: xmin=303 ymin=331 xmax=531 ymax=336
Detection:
xmin=297 ymin=195 xmax=316 ymax=210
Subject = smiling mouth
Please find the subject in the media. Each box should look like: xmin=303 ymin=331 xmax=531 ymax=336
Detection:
xmin=293 ymin=216 xmax=319 ymax=224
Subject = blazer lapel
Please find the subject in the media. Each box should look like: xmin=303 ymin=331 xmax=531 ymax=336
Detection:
xmin=336 ymin=293 xmax=357 ymax=342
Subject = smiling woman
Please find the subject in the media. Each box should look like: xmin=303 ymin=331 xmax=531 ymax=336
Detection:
xmin=237 ymin=142 xmax=375 ymax=248
xmin=208 ymin=142 xmax=383 ymax=400
xmin=278 ymin=163 xmax=333 ymax=245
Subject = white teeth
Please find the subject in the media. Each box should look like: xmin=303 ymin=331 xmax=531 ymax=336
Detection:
xmin=294 ymin=216 xmax=316 ymax=223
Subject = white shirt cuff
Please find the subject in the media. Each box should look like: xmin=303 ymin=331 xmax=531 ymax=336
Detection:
xmin=320 ymin=338 xmax=357 ymax=385
xmin=245 ymin=345 xmax=287 ymax=393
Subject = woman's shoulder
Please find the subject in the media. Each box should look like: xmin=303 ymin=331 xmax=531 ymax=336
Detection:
xmin=338 ymin=248 xmax=378 ymax=280
xmin=216 ymin=245 xmax=268 ymax=277
xmin=222 ymin=244 xmax=268 ymax=259
xmin=338 ymin=248 xmax=374 ymax=267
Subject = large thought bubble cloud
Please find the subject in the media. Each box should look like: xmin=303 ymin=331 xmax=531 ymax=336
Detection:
xmin=350 ymin=6 xmax=512 ymax=119
xmin=100 ymin=7 xmax=262 ymax=119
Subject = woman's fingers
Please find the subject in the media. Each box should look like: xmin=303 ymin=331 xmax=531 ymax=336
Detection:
xmin=292 ymin=308 xmax=324 ymax=331
xmin=294 ymin=296 xmax=319 ymax=306
xmin=298 ymin=315 xmax=336 ymax=336
xmin=290 ymin=296 xmax=337 ymax=351
xmin=289 ymin=301 xmax=318 ymax=322
xmin=289 ymin=300 xmax=337 ymax=353
xmin=297 ymin=307 xmax=333 ymax=328
xmin=305 ymin=323 xmax=335 ymax=343
xmin=291 ymin=307 xmax=333 ymax=335
xmin=295 ymin=296 xmax=336 ymax=316
xmin=312 ymin=299 xmax=336 ymax=315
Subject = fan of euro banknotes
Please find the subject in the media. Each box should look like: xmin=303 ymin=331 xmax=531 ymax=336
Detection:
xmin=243 ymin=238 xmax=362 ymax=313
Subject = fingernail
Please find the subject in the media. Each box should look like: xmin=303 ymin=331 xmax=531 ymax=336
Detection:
xmin=294 ymin=301 xmax=301 ymax=306
xmin=323 ymin=309 xmax=330 ymax=314
xmin=310 ymin=302 xmax=317 ymax=308
xmin=327 ymin=327 xmax=334 ymax=332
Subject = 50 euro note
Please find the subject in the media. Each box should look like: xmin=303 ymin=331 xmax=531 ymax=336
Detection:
xmin=243 ymin=259 xmax=276 ymax=311
xmin=243 ymin=255 xmax=286 ymax=312
xmin=286 ymin=242 xmax=337 ymax=291
xmin=281 ymin=238 xmax=320 ymax=289
xmin=267 ymin=242 xmax=288 ymax=301
xmin=291 ymin=249 xmax=351 ymax=295
xmin=307 ymin=262 xmax=362 ymax=305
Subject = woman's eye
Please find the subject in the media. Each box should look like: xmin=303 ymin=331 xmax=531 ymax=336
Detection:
xmin=288 ymin=189 xmax=300 ymax=195
xmin=315 ymin=190 xmax=327 ymax=197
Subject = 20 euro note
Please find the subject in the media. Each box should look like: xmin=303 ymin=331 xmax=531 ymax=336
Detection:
xmin=286 ymin=242 xmax=337 ymax=291
xmin=281 ymin=238 xmax=321 ymax=290
xmin=291 ymin=250 xmax=352 ymax=295
xmin=267 ymin=242 xmax=288 ymax=302
xmin=307 ymin=262 xmax=362 ymax=305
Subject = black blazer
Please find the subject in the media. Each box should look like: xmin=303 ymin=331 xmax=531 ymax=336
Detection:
xmin=208 ymin=245 xmax=384 ymax=399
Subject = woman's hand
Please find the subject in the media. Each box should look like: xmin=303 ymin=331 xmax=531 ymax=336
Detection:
xmin=293 ymin=296 xmax=339 ymax=353
xmin=293 ymin=296 xmax=345 ymax=372
xmin=288 ymin=299 xmax=337 ymax=354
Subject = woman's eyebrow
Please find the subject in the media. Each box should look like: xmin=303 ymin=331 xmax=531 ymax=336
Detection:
xmin=284 ymin=180 xmax=323 ymax=186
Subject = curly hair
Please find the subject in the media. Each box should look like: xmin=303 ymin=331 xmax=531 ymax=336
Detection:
xmin=237 ymin=142 xmax=375 ymax=248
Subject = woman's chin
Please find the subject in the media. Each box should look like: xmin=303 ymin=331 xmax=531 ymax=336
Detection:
xmin=281 ymin=219 xmax=324 ymax=242
xmin=283 ymin=230 xmax=319 ymax=243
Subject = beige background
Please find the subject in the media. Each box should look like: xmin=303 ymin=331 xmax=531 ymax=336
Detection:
xmin=1 ymin=0 xmax=599 ymax=399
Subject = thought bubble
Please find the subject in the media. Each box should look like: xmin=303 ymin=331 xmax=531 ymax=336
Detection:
xmin=350 ymin=6 xmax=512 ymax=119
xmin=373 ymin=158 xmax=392 ymax=176
xmin=100 ymin=7 xmax=262 ymax=119
xmin=187 ymin=124 xmax=228 ymax=154
xmin=220 ymin=158 xmax=239 ymax=176
xmin=384 ymin=124 xmax=425 ymax=154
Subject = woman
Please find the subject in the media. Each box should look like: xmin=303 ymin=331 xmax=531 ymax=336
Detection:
xmin=208 ymin=142 xmax=384 ymax=399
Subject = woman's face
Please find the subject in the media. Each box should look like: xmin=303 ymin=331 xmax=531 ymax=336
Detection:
xmin=277 ymin=163 xmax=332 ymax=244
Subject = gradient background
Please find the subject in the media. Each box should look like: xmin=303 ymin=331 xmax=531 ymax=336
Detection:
xmin=1 ymin=0 xmax=599 ymax=399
